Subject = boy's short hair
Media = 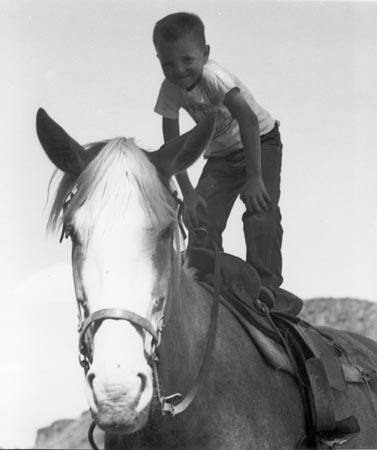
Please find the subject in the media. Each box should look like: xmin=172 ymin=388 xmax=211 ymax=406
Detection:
xmin=153 ymin=12 xmax=206 ymax=49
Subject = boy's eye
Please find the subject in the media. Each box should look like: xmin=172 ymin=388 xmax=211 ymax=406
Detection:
xmin=183 ymin=57 xmax=194 ymax=64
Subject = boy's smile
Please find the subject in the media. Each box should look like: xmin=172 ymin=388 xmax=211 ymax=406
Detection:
xmin=156 ymin=38 xmax=209 ymax=90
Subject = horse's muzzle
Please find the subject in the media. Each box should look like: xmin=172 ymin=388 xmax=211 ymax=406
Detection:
xmin=86 ymin=366 xmax=153 ymax=434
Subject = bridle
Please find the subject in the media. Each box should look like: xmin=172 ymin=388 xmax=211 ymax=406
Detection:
xmin=62 ymin=191 xmax=221 ymax=449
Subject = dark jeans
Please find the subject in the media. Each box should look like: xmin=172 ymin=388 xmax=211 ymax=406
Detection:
xmin=189 ymin=122 xmax=283 ymax=289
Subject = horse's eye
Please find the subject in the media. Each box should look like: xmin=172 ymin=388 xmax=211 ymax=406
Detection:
xmin=160 ymin=223 xmax=175 ymax=240
xmin=60 ymin=224 xmax=75 ymax=243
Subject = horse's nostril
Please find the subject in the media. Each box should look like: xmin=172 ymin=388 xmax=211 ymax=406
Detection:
xmin=87 ymin=372 xmax=95 ymax=390
xmin=138 ymin=373 xmax=147 ymax=392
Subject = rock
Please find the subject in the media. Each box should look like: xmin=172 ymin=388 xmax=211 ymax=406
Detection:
xmin=34 ymin=411 xmax=104 ymax=449
xmin=300 ymin=297 xmax=377 ymax=341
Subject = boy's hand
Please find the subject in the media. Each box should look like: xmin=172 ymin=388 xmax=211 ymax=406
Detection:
xmin=183 ymin=191 xmax=208 ymax=230
xmin=241 ymin=177 xmax=271 ymax=213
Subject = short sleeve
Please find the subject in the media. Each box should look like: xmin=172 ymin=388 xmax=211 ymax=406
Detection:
xmin=202 ymin=63 xmax=239 ymax=105
xmin=154 ymin=79 xmax=181 ymax=119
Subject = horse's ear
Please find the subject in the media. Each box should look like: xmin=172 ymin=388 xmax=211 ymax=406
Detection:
xmin=149 ymin=112 xmax=216 ymax=178
xmin=36 ymin=108 xmax=89 ymax=176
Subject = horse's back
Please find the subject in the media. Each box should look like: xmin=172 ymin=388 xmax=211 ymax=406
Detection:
xmin=319 ymin=325 xmax=377 ymax=372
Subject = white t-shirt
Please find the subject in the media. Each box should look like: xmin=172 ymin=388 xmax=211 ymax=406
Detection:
xmin=154 ymin=59 xmax=276 ymax=158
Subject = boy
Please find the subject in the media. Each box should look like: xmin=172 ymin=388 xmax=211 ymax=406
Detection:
xmin=153 ymin=12 xmax=283 ymax=305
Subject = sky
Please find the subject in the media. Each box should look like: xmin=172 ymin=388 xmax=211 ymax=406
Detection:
xmin=1 ymin=0 xmax=377 ymax=447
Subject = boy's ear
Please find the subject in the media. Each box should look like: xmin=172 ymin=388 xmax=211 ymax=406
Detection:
xmin=148 ymin=112 xmax=216 ymax=178
xmin=204 ymin=44 xmax=210 ymax=62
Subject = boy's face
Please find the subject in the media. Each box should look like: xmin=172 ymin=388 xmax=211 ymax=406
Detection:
xmin=156 ymin=37 xmax=209 ymax=90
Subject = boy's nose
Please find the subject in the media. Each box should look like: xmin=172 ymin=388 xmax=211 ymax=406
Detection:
xmin=173 ymin=63 xmax=186 ymax=76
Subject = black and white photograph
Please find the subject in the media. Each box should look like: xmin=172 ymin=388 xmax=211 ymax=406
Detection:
xmin=2 ymin=1 xmax=377 ymax=448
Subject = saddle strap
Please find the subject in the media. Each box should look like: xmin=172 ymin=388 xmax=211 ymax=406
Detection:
xmin=306 ymin=357 xmax=361 ymax=446
xmin=273 ymin=317 xmax=361 ymax=447
xmin=305 ymin=358 xmax=336 ymax=432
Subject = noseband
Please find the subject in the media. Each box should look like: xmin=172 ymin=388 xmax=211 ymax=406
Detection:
xmin=78 ymin=307 xmax=159 ymax=370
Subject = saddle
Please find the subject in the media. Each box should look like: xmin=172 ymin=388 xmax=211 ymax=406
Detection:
xmin=185 ymin=248 xmax=377 ymax=448
xmin=186 ymin=247 xmax=304 ymax=316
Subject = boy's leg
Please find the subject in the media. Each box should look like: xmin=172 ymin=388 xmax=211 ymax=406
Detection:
xmin=188 ymin=152 xmax=244 ymax=250
xmin=243 ymin=123 xmax=283 ymax=289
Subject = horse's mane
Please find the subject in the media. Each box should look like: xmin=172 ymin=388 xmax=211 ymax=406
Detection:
xmin=47 ymin=138 xmax=177 ymax=242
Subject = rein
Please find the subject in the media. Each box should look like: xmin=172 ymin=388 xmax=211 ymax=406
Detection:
xmin=74 ymin=193 xmax=222 ymax=447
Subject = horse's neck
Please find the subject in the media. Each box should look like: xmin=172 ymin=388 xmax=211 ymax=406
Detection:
xmin=158 ymin=269 xmax=212 ymax=392
xmin=129 ymin=262 xmax=305 ymax=449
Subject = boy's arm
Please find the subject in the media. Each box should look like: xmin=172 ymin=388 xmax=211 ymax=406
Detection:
xmin=162 ymin=117 xmax=192 ymax=195
xmin=162 ymin=116 xmax=180 ymax=142
xmin=162 ymin=117 xmax=207 ymax=229
xmin=224 ymin=88 xmax=271 ymax=213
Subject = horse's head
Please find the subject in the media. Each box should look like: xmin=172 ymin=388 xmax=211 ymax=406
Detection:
xmin=36 ymin=108 xmax=215 ymax=434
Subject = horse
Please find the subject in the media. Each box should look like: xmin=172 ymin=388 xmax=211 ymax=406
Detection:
xmin=36 ymin=108 xmax=377 ymax=449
